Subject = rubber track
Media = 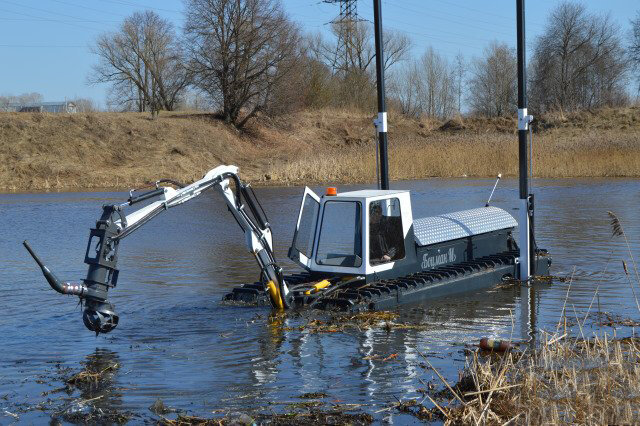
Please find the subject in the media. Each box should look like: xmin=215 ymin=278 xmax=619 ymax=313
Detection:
xmin=223 ymin=251 xmax=521 ymax=309
xmin=312 ymin=250 xmax=520 ymax=311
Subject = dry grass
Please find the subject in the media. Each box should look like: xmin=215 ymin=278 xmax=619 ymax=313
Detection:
xmin=269 ymin=107 xmax=640 ymax=184
xmin=428 ymin=333 xmax=640 ymax=425
xmin=1 ymin=106 xmax=639 ymax=191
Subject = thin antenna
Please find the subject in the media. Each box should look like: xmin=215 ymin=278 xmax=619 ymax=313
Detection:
xmin=485 ymin=174 xmax=502 ymax=207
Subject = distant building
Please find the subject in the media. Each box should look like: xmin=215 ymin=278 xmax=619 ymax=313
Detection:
xmin=0 ymin=101 xmax=77 ymax=113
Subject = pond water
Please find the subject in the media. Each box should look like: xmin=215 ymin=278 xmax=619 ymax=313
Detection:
xmin=1 ymin=178 xmax=639 ymax=423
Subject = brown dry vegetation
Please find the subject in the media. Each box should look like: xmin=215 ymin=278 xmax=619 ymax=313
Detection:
xmin=412 ymin=332 xmax=640 ymax=425
xmin=1 ymin=107 xmax=639 ymax=191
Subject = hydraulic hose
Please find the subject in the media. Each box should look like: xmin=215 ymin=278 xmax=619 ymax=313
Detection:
xmin=156 ymin=178 xmax=186 ymax=188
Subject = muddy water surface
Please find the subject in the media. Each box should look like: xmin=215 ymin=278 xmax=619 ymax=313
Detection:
xmin=1 ymin=178 xmax=639 ymax=423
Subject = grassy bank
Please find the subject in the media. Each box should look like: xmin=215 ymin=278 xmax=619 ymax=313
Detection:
xmin=1 ymin=107 xmax=639 ymax=191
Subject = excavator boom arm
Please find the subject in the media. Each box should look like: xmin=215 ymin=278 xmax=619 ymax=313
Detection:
xmin=23 ymin=165 xmax=290 ymax=335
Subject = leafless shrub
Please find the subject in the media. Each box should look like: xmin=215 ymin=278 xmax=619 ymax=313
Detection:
xmin=72 ymin=98 xmax=99 ymax=113
xmin=176 ymin=89 xmax=212 ymax=111
xmin=0 ymin=92 xmax=43 ymax=108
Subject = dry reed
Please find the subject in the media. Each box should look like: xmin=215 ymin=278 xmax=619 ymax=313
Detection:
xmin=427 ymin=331 xmax=640 ymax=425
xmin=1 ymin=107 xmax=639 ymax=191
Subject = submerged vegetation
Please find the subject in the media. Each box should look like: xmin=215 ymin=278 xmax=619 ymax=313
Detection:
xmin=1 ymin=106 xmax=639 ymax=191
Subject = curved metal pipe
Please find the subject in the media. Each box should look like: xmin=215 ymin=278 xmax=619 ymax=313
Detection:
xmin=23 ymin=240 xmax=88 ymax=296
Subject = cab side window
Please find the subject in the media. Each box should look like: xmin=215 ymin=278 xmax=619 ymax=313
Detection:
xmin=369 ymin=199 xmax=405 ymax=265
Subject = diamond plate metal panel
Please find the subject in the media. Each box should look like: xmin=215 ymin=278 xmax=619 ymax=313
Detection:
xmin=413 ymin=206 xmax=517 ymax=246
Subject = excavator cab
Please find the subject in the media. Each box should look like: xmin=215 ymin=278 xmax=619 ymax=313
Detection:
xmin=288 ymin=187 xmax=417 ymax=281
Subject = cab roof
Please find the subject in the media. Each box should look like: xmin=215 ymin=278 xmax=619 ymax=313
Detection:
xmin=332 ymin=189 xmax=409 ymax=198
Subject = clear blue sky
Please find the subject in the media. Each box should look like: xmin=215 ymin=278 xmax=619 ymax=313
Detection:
xmin=0 ymin=0 xmax=636 ymax=107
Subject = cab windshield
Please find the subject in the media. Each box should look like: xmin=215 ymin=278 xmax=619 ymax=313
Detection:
xmin=315 ymin=201 xmax=362 ymax=267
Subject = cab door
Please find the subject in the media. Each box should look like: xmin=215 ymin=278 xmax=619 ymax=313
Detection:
xmin=288 ymin=187 xmax=321 ymax=269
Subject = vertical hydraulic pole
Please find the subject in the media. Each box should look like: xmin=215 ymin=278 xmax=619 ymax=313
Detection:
xmin=516 ymin=0 xmax=531 ymax=280
xmin=373 ymin=0 xmax=389 ymax=190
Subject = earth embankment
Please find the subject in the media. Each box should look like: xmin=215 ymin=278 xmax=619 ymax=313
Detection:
xmin=1 ymin=107 xmax=639 ymax=191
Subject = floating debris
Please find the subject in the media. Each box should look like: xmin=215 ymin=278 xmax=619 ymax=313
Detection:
xmin=150 ymin=399 xmax=175 ymax=416
xmin=394 ymin=398 xmax=442 ymax=422
xmin=297 ymin=392 xmax=328 ymax=399
xmin=278 ymin=311 xmax=432 ymax=334
xmin=158 ymin=409 xmax=372 ymax=425
xmin=3 ymin=410 xmax=19 ymax=420
xmin=55 ymin=397 xmax=132 ymax=425
xmin=65 ymin=363 xmax=119 ymax=387
xmin=478 ymin=338 xmax=512 ymax=352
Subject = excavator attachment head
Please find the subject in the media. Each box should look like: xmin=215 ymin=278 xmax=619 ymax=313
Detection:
xmin=24 ymin=239 xmax=119 ymax=335
xmin=83 ymin=301 xmax=119 ymax=335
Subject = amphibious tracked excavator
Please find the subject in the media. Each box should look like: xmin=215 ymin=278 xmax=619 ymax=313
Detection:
xmin=24 ymin=0 xmax=549 ymax=335
xmin=23 ymin=164 xmax=550 ymax=334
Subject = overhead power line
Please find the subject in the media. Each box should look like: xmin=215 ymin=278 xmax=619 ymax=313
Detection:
xmin=0 ymin=44 xmax=86 ymax=48
xmin=0 ymin=6 xmax=103 ymax=32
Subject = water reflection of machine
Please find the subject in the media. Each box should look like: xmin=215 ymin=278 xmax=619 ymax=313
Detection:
xmin=23 ymin=0 xmax=548 ymax=335
xmin=243 ymin=282 xmax=541 ymax=410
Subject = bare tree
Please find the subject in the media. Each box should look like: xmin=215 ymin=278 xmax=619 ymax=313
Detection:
xmin=390 ymin=61 xmax=422 ymax=118
xmin=389 ymin=47 xmax=457 ymax=119
xmin=90 ymin=10 xmax=189 ymax=117
xmin=308 ymin=23 xmax=410 ymax=109
xmin=530 ymin=2 xmax=629 ymax=112
xmin=184 ymin=0 xmax=301 ymax=129
xmin=468 ymin=42 xmax=517 ymax=117
xmin=315 ymin=22 xmax=411 ymax=75
xmin=419 ymin=47 xmax=456 ymax=118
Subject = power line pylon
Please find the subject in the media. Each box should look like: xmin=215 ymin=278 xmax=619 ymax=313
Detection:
xmin=324 ymin=0 xmax=361 ymax=73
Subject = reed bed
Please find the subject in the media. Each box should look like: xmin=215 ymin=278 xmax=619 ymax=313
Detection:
xmin=399 ymin=210 xmax=640 ymax=425
xmin=427 ymin=332 xmax=640 ymax=425
xmin=1 ymin=107 xmax=639 ymax=191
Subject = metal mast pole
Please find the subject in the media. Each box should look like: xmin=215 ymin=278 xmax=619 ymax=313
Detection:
xmin=516 ymin=0 xmax=532 ymax=280
xmin=373 ymin=0 xmax=389 ymax=190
